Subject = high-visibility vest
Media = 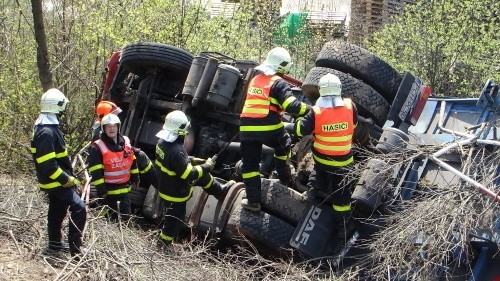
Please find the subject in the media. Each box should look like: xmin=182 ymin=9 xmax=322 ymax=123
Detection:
xmin=241 ymin=74 xmax=281 ymax=118
xmin=312 ymin=98 xmax=354 ymax=156
xmin=94 ymin=136 xmax=134 ymax=184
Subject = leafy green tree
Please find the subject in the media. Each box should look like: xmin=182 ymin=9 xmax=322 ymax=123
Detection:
xmin=369 ymin=0 xmax=499 ymax=97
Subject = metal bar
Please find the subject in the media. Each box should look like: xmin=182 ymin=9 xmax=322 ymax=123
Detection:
xmin=433 ymin=137 xmax=476 ymax=158
xmin=477 ymin=139 xmax=500 ymax=146
xmin=428 ymin=155 xmax=500 ymax=202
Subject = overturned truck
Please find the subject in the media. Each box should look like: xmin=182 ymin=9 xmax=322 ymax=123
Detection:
xmin=98 ymin=41 xmax=499 ymax=280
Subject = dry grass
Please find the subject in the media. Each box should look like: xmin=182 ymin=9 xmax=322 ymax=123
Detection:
xmin=0 ymin=172 xmax=347 ymax=281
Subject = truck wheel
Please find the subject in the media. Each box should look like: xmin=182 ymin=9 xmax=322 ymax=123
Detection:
xmin=302 ymin=67 xmax=389 ymax=126
xmin=315 ymin=41 xmax=402 ymax=102
xmin=120 ymin=42 xmax=193 ymax=78
xmin=223 ymin=190 xmax=295 ymax=253
xmin=129 ymin=186 xmax=148 ymax=209
xmin=292 ymin=135 xmax=313 ymax=165
xmin=261 ymin=179 xmax=309 ymax=225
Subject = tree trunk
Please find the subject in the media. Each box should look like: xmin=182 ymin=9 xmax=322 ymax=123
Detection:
xmin=31 ymin=0 xmax=53 ymax=91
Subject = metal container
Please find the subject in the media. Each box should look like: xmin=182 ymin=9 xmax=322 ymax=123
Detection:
xmin=181 ymin=56 xmax=208 ymax=97
xmin=206 ymin=64 xmax=241 ymax=109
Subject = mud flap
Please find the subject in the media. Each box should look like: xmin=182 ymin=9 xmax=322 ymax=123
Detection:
xmin=290 ymin=204 xmax=337 ymax=258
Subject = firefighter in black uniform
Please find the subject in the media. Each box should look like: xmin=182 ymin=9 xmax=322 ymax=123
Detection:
xmin=88 ymin=114 xmax=140 ymax=221
xmin=239 ymin=47 xmax=310 ymax=212
xmin=92 ymin=100 xmax=158 ymax=189
xmin=155 ymin=110 xmax=235 ymax=246
xmin=31 ymin=88 xmax=87 ymax=257
xmin=294 ymin=73 xmax=358 ymax=239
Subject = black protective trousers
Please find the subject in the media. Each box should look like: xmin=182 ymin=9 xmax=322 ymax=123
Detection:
xmin=47 ymin=187 xmax=87 ymax=248
xmin=160 ymin=172 xmax=223 ymax=242
xmin=105 ymin=193 xmax=132 ymax=222
xmin=308 ymin=165 xmax=353 ymax=211
xmin=240 ymin=131 xmax=292 ymax=204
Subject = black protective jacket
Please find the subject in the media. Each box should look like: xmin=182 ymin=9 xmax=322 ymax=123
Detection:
xmin=155 ymin=138 xmax=211 ymax=202
xmin=31 ymin=125 xmax=74 ymax=191
xmin=240 ymin=77 xmax=309 ymax=141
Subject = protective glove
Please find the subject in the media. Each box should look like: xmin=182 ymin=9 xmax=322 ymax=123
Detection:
xmin=200 ymin=157 xmax=215 ymax=172
xmin=62 ymin=176 xmax=80 ymax=188
xmin=189 ymin=156 xmax=206 ymax=165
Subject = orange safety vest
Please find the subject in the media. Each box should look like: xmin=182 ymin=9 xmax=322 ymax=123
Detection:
xmin=312 ymin=99 xmax=354 ymax=156
xmin=94 ymin=136 xmax=134 ymax=184
xmin=241 ymin=74 xmax=281 ymax=118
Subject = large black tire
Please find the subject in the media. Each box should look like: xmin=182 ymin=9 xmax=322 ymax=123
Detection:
xmin=315 ymin=41 xmax=402 ymax=101
xmin=260 ymin=179 xmax=309 ymax=225
xmin=302 ymin=67 xmax=390 ymax=126
xmin=120 ymin=42 xmax=193 ymax=78
xmin=223 ymin=190 xmax=295 ymax=253
xmin=129 ymin=186 xmax=148 ymax=208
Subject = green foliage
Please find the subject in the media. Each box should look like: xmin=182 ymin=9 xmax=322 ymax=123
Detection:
xmin=369 ymin=0 xmax=500 ymax=97
xmin=1 ymin=0 xmax=341 ymax=170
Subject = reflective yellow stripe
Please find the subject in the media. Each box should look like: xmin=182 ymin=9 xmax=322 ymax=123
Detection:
xmin=274 ymin=154 xmax=287 ymax=160
xmin=295 ymin=120 xmax=303 ymax=137
xmin=30 ymin=147 xmax=36 ymax=153
xmin=332 ymin=204 xmax=351 ymax=212
xmin=313 ymin=154 xmax=353 ymax=167
xmin=282 ymin=96 xmax=296 ymax=110
xmin=298 ymin=103 xmax=307 ymax=116
xmin=107 ymin=186 xmax=131 ymax=195
xmin=240 ymin=122 xmax=284 ymax=132
xmin=130 ymin=168 xmax=139 ymax=174
xmin=91 ymin=178 xmax=105 ymax=185
xmin=202 ymin=175 xmax=214 ymax=189
xmin=140 ymin=161 xmax=152 ymax=174
xmin=313 ymin=143 xmax=352 ymax=152
xmin=39 ymin=182 xmax=62 ymax=189
xmin=269 ymin=97 xmax=280 ymax=107
xmin=158 ymin=187 xmax=193 ymax=202
xmin=155 ymin=160 xmax=176 ymax=176
xmin=242 ymin=171 xmax=260 ymax=179
xmin=160 ymin=232 xmax=174 ymax=241
xmin=88 ymin=164 xmax=104 ymax=172
xmin=242 ymin=108 xmax=270 ymax=115
xmin=245 ymin=100 xmax=270 ymax=105
xmin=36 ymin=152 xmax=56 ymax=163
xmin=315 ymin=135 xmax=352 ymax=142
xmin=180 ymin=164 xmax=193 ymax=179
xmin=49 ymin=168 xmax=63 ymax=180
xmin=56 ymin=150 xmax=68 ymax=158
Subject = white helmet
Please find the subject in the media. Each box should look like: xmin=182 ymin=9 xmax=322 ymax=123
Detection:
xmin=162 ymin=110 xmax=190 ymax=136
xmin=40 ymin=88 xmax=69 ymax=114
xmin=101 ymin=113 xmax=121 ymax=131
xmin=318 ymin=73 xmax=342 ymax=97
xmin=255 ymin=47 xmax=292 ymax=75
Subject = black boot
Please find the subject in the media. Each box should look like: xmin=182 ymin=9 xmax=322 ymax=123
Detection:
xmin=332 ymin=211 xmax=357 ymax=241
xmin=68 ymin=236 xmax=85 ymax=260
xmin=209 ymin=180 xmax=236 ymax=200
xmin=47 ymin=229 xmax=69 ymax=252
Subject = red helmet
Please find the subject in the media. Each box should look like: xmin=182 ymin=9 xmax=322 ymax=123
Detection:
xmin=96 ymin=100 xmax=122 ymax=121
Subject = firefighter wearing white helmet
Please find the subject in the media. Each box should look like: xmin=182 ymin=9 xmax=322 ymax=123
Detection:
xmin=294 ymin=73 xmax=359 ymax=239
xmin=31 ymin=88 xmax=87 ymax=258
xmin=88 ymin=113 xmax=140 ymax=221
xmin=239 ymin=47 xmax=310 ymax=212
xmin=40 ymin=88 xmax=69 ymax=114
xmin=154 ymin=110 xmax=235 ymax=248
